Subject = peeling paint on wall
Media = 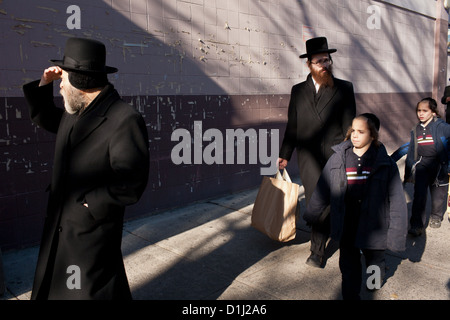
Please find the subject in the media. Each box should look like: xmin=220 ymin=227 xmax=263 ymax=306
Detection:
xmin=0 ymin=0 xmax=440 ymax=249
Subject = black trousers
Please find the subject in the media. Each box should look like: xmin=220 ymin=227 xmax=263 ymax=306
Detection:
xmin=411 ymin=163 xmax=447 ymax=229
xmin=339 ymin=245 xmax=385 ymax=300
xmin=297 ymin=149 xmax=330 ymax=257
xmin=310 ymin=208 xmax=330 ymax=255
xmin=338 ymin=198 xmax=386 ymax=300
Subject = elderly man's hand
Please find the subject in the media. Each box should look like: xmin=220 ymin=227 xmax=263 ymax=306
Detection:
xmin=39 ymin=66 xmax=63 ymax=86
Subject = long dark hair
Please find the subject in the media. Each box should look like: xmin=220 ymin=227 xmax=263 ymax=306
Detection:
xmin=345 ymin=113 xmax=380 ymax=147
xmin=416 ymin=97 xmax=441 ymax=118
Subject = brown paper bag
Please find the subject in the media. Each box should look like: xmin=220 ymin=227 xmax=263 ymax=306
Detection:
xmin=251 ymin=169 xmax=299 ymax=242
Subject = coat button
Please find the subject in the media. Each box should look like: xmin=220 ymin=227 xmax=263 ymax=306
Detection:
xmin=58 ymin=226 xmax=63 ymax=232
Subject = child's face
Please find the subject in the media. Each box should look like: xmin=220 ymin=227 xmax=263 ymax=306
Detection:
xmin=351 ymin=118 xmax=373 ymax=150
xmin=417 ymin=102 xmax=435 ymax=123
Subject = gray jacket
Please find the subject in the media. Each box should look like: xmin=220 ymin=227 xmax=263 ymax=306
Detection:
xmin=304 ymin=140 xmax=408 ymax=252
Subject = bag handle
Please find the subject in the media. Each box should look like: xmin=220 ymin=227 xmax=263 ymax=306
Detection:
xmin=275 ymin=169 xmax=292 ymax=183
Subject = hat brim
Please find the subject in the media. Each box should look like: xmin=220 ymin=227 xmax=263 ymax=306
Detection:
xmin=50 ymin=59 xmax=118 ymax=74
xmin=299 ymin=48 xmax=337 ymax=59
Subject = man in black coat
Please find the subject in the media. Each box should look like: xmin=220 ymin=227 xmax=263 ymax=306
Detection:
xmin=440 ymin=83 xmax=450 ymax=124
xmin=22 ymin=38 xmax=149 ymax=299
xmin=278 ymin=37 xmax=356 ymax=268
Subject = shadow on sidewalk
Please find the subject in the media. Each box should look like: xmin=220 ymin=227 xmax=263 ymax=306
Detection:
xmin=122 ymin=186 xmax=311 ymax=300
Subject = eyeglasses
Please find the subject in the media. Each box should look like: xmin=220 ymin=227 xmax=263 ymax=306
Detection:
xmin=310 ymin=58 xmax=333 ymax=66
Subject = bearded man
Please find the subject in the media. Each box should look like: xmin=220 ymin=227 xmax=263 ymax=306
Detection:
xmin=22 ymin=38 xmax=149 ymax=299
xmin=278 ymin=37 xmax=356 ymax=268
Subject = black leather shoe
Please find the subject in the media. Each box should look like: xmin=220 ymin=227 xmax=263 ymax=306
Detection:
xmin=408 ymin=227 xmax=424 ymax=237
xmin=305 ymin=253 xmax=323 ymax=268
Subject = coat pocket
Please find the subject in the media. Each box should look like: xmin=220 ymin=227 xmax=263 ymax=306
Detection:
xmin=82 ymin=189 xmax=125 ymax=222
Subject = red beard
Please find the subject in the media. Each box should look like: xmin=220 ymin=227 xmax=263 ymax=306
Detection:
xmin=311 ymin=65 xmax=334 ymax=88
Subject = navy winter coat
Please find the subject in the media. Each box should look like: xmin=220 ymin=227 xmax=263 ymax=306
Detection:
xmin=391 ymin=117 xmax=450 ymax=186
xmin=304 ymin=140 xmax=408 ymax=252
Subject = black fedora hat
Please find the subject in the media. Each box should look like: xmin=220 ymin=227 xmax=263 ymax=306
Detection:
xmin=300 ymin=37 xmax=337 ymax=59
xmin=51 ymin=37 xmax=118 ymax=74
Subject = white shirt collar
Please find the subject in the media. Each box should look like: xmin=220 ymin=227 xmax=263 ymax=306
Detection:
xmin=311 ymin=76 xmax=320 ymax=93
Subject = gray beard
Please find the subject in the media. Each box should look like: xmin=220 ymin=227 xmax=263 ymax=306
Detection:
xmin=62 ymin=85 xmax=87 ymax=115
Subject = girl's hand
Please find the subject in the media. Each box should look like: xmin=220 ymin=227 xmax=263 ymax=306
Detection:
xmin=39 ymin=66 xmax=63 ymax=86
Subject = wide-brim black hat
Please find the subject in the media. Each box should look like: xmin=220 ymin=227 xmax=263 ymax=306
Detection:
xmin=300 ymin=37 xmax=337 ymax=59
xmin=51 ymin=37 xmax=118 ymax=74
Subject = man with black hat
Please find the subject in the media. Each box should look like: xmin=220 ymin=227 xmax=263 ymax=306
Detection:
xmin=22 ymin=37 xmax=149 ymax=299
xmin=278 ymin=37 xmax=356 ymax=268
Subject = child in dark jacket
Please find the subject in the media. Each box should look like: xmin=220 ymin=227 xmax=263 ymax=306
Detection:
xmin=391 ymin=97 xmax=450 ymax=235
xmin=304 ymin=113 xmax=408 ymax=300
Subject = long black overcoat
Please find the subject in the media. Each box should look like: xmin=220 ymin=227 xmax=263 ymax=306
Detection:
xmin=279 ymin=74 xmax=356 ymax=202
xmin=23 ymin=80 xmax=149 ymax=300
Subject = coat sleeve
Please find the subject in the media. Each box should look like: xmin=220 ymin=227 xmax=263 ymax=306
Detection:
xmin=279 ymin=85 xmax=299 ymax=161
xmin=386 ymin=160 xmax=408 ymax=252
xmin=403 ymin=131 xmax=416 ymax=182
xmin=84 ymin=110 xmax=149 ymax=215
xmin=390 ymin=142 xmax=409 ymax=162
xmin=342 ymin=82 xmax=356 ymax=134
xmin=22 ymin=80 xmax=64 ymax=134
xmin=439 ymin=121 xmax=450 ymax=173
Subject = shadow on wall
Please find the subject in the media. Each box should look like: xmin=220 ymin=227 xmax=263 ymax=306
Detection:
xmin=296 ymin=1 xmax=433 ymax=151
xmin=0 ymin=0 xmax=438 ymax=300
xmin=0 ymin=0 xmax=295 ymax=250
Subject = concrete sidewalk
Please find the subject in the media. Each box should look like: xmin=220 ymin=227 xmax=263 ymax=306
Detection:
xmin=1 ymin=183 xmax=450 ymax=300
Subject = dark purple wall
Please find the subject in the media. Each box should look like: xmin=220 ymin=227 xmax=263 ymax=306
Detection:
xmin=0 ymin=91 xmax=428 ymax=250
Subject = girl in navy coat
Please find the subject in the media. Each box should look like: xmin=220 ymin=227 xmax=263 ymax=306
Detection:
xmin=391 ymin=97 xmax=450 ymax=236
xmin=304 ymin=113 xmax=408 ymax=300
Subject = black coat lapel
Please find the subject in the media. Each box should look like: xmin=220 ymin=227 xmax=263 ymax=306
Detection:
xmin=51 ymin=114 xmax=77 ymax=191
xmin=304 ymin=75 xmax=321 ymax=120
xmin=316 ymin=83 xmax=338 ymax=115
xmin=69 ymin=86 xmax=119 ymax=148
xmin=69 ymin=114 xmax=106 ymax=148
